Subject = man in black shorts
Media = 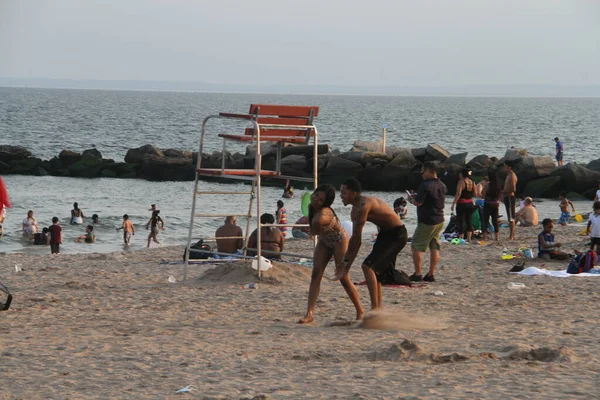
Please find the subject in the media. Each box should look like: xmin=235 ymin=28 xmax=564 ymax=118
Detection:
xmin=335 ymin=179 xmax=408 ymax=310
xmin=502 ymin=161 xmax=518 ymax=240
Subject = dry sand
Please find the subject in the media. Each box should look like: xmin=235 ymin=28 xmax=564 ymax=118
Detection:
xmin=1 ymin=224 xmax=599 ymax=399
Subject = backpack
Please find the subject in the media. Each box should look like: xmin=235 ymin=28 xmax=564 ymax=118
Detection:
xmin=183 ymin=239 xmax=212 ymax=260
xmin=379 ymin=268 xmax=412 ymax=286
xmin=566 ymin=251 xmax=598 ymax=274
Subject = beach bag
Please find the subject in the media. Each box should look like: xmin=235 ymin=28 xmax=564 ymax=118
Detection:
xmin=380 ymin=269 xmax=412 ymax=286
xmin=183 ymin=239 xmax=212 ymax=260
xmin=566 ymin=251 xmax=597 ymax=274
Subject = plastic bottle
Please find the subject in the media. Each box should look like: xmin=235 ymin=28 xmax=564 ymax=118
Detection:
xmin=168 ymin=275 xmax=176 ymax=283
xmin=433 ymin=290 xmax=444 ymax=296
xmin=14 ymin=264 xmax=22 ymax=273
xmin=507 ymin=282 xmax=525 ymax=289
xmin=242 ymin=283 xmax=258 ymax=289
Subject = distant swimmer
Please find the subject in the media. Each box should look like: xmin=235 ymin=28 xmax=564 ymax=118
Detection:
xmin=71 ymin=202 xmax=85 ymax=225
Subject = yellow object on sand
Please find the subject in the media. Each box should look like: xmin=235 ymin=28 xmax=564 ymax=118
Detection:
xmin=578 ymin=227 xmax=588 ymax=236
xmin=575 ymin=214 xmax=584 ymax=223
xmin=501 ymin=254 xmax=515 ymax=260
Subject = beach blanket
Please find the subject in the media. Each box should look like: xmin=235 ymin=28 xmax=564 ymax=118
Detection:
xmin=510 ymin=267 xmax=600 ymax=277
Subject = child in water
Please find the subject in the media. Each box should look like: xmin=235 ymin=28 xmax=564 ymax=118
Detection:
xmin=558 ymin=192 xmax=577 ymax=226
xmin=117 ymin=214 xmax=135 ymax=245
xmin=76 ymin=225 xmax=96 ymax=243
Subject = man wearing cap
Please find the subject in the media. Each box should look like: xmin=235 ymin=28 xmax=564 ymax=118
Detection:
xmin=554 ymin=137 xmax=564 ymax=166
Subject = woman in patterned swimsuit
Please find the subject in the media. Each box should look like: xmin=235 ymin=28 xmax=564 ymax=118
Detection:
xmin=298 ymin=184 xmax=364 ymax=324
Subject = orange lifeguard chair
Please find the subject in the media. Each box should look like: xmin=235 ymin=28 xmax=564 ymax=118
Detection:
xmin=183 ymin=104 xmax=320 ymax=280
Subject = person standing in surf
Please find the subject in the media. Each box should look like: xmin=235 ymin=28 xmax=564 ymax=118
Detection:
xmin=71 ymin=202 xmax=85 ymax=224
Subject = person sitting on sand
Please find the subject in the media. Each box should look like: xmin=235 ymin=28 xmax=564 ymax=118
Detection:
xmin=71 ymin=202 xmax=85 ymax=225
xmin=215 ymin=216 xmax=244 ymax=254
xmin=76 ymin=225 xmax=96 ymax=243
xmin=335 ymin=179 xmax=408 ymax=310
xmin=538 ymin=218 xmax=568 ymax=260
xmin=558 ymin=191 xmax=577 ymax=226
xmin=515 ymin=197 xmax=539 ymax=227
xmin=291 ymin=216 xmax=312 ymax=239
xmin=299 ymin=184 xmax=364 ymax=324
xmin=247 ymin=213 xmax=284 ymax=260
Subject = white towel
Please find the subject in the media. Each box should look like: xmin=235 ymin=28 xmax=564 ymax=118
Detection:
xmin=511 ymin=267 xmax=600 ymax=277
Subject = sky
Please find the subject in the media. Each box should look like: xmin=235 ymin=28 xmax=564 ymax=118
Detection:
xmin=1 ymin=0 xmax=599 ymax=87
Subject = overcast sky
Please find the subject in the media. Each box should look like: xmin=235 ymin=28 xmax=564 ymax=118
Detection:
xmin=1 ymin=0 xmax=599 ymax=86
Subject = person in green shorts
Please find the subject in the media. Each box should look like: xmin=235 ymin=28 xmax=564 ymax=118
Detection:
xmin=408 ymin=162 xmax=447 ymax=282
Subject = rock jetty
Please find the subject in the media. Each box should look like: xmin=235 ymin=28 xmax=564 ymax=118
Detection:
xmin=1 ymin=142 xmax=599 ymax=200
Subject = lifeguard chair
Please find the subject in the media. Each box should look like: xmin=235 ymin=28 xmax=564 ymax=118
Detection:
xmin=183 ymin=104 xmax=320 ymax=280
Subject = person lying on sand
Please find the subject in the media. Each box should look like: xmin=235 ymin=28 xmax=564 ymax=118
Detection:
xmin=298 ymin=184 xmax=364 ymax=324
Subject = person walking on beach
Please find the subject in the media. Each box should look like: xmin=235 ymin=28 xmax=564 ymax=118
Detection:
xmin=554 ymin=137 xmax=564 ymax=166
xmin=117 ymin=214 xmax=135 ymax=245
xmin=146 ymin=210 xmax=164 ymax=247
xmin=299 ymin=184 xmax=364 ymax=324
xmin=335 ymin=179 xmax=408 ymax=310
xmin=71 ymin=202 xmax=84 ymax=225
xmin=48 ymin=217 xmax=62 ymax=254
xmin=558 ymin=191 xmax=577 ymax=226
xmin=276 ymin=200 xmax=288 ymax=238
xmin=407 ymin=162 xmax=447 ymax=282
xmin=502 ymin=161 xmax=518 ymax=241
xmin=450 ymin=168 xmax=476 ymax=242
xmin=586 ymin=201 xmax=600 ymax=254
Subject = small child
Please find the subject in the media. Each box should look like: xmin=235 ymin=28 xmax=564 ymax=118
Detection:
xmin=48 ymin=216 xmax=62 ymax=254
xmin=117 ymin=214 xmax=135 ymax=245
xmin=558 ymin=191 xmax=577 ymax=226
xmin=538 ymin=218 xmax=568 ymax=260
xmin=91 ymin=214 xmax=99 ymax=224
xmin=586 ymin=201 xmax=600 ymax=254
xmin=393 ymin=197 xmax=408 ymax=219
xmin=76 ymin=225 xmax=96 ymax=243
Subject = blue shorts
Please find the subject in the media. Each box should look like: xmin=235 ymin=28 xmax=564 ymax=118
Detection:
xmin=556 ymin=152 xmax=563 ymax=162
xmin=558 ymin=211 xmax=570 ymax=224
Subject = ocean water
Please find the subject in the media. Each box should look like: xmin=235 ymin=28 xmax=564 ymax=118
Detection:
xmin=1 ymin=87 xmax=598 ymax=254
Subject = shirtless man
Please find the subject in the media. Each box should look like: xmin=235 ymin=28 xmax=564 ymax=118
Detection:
xmin=502 ymin=161 xmax=518 ymax=240
xmin=515 ymin=197 xmax=539 ymax=226
xmin=215 ymin=216 xmax=244 ymax=254
xmin=335 ymin=178 xmax=408 ymax=310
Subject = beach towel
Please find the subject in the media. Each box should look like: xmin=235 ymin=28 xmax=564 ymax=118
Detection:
xmin=510 ymin=266 xmax=600 ymax=277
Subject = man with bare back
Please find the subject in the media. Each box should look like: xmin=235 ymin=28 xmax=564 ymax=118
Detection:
xmin=502 ymin=161 xmax=518 ymax=240
xmin=335 ymin=178 xmax=408 ymax=310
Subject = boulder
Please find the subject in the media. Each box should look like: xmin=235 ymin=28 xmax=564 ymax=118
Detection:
xmin=357 ymin=164 xmax=416 ymax=191
xmin=504 ymin=148 xmax=529 ymax=161
xmin=321 ymin=156 xmax=363 ymax=187
xmin=468 ymin=154 xmax=494 ymax=170
xmin=550 ymin=163 xmax=600 ymax=194
xmin=351 ymin=140 xmax=383 ymax=153
xmin=521 ymin=176 xmax=563 ymax=199
xmin=388 ymin=148 xmax=417 ymax=166
xmin=99 ymin=162 xmax=139 ymax=178
xmin=163 ymin=149 xmax=193 ymax=159
xmin=10 ymin=157 xmax=43 ymax=175
xmin=340 ymin=151 xmax=365 ymax=164
xmin=58 ymin=150 xmax=82 ymax=165
xmin=0 ymin=145 xmax=31 ymax=162
xmin=245 ymin=143 xmax=279 ymax=157
xmin=81 ymin=148 xmax=102 ymax=161
xmin=281 ymin=144 xmax=330 ymax=159
xmin=0 ymin=159 xmax=10 ymax=173
xmin=411 ymin=147 xmax=427 ymax=163
xmin=100 ymin=169 xmax=118 ymax=178
xmin=511 ymin=157 xmax=557 ymax=192
xmin=34 ymin=167 xmax=49 ymax=176
xmin=68 ymin=158 xmax=102 ymax=178
xmin=586 ymin=158 xmax=600 ymax=173
xmin=426 ymin=144 xmax=450 ymax=162
xmin=124 ymin=144 xmax=164 ymax=164
xmin=139 ymin=156 xmax=194 ymax=181
xmin=361 ymin=152 xmax=392 ymax=167
xmin=446 ymin=152 xmax=468 ymax=166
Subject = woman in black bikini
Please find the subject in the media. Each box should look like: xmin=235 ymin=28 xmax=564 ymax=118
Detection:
xmin=451 ymin=169 xmax=477 ymax=242
xmin=298 ymin=184 xmax=364 ymax=324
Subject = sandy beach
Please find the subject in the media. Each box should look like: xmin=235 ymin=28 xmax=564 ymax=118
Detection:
xmin=1 ymin=224 xmax=599 ymax=399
